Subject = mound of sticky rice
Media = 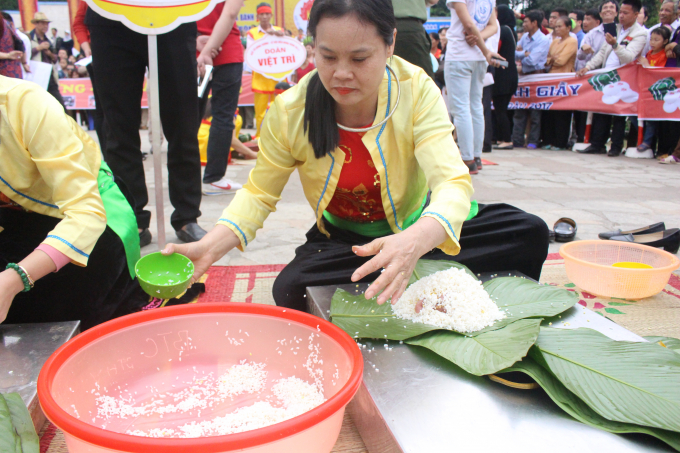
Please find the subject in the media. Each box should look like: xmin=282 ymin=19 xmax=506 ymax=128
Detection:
xmin=392 ymin=268 xmax=505 ymax=333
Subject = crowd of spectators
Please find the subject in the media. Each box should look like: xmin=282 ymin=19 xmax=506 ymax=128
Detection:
xmin=436 ymin=0 xmax=680 ymax=168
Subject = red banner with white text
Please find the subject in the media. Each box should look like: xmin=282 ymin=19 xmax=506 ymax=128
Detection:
xmin=509 ymin=63 xmax=680 ymax=121
xmin=59 ymin=75 xmax=255 ymax=110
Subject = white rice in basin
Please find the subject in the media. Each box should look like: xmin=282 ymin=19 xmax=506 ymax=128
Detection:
xmin=392 ymin=267 xmax=505 ymax=333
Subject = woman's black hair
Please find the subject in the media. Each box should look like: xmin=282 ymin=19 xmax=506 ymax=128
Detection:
xmin=651 ymin=25 xmax=672 ymax=44
xmin=558 ymin=15 xmax=573 ymax=29
xmin=496 ymin=5 xmax=517 ymax=40
xmin=304 ymin=0 xmax=396 ymax=159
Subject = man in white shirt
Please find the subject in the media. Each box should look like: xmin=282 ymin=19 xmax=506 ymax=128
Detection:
xmin=641 ymin=1 xmax=676 ymax=57
xmin=571 ymin=8 xmax=602 ymax=145
xmin=576 ymin=0 xmax=646 ymax=157
xmin=444 ymin=0 xmax=502 ymax=174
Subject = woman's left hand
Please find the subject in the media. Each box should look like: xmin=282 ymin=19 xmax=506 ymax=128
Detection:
xmin=0 ymin=270 xmax=24 ymax=324
xmin=351 ymin=217 xmax=449 ymax=305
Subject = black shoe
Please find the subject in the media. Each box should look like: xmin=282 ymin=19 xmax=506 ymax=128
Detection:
xmin=554 ymin=218 xmax=577 ymax=242
xmin=607 ymin=147 xmax=622 ymax=157
xmin=139 ymin=228 xmax=152 ymax=247
xmin=475 ymin=157 xmax=483 ymax=170
xmin=176 ymin=222 xmax=207 ymax=243
xmin=464 ymin=160 xmax=478 ymax=175
xmin=599 ymin=222 xmax=666 ymax=240
xmin=609 ymin=228 xmax=680 ymax=254
xmin=578 ymin=145 xmax=606 ymax=154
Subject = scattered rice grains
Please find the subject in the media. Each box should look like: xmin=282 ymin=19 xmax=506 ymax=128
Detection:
xmin=392 ymin=267 xmax=505 ymax=333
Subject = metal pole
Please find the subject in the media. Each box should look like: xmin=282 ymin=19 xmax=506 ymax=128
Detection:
xmin=147 ymin=34 xmax=166 ymax=249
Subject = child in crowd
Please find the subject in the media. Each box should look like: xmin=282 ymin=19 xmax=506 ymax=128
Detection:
xmin=637 ymin=26 xmax=671 ymax=154
xmin=639 ymin=26 xmax=671 ymax=68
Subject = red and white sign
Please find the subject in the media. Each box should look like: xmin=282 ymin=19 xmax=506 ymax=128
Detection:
xmin=245 ymin=35 xmax=306 ymax=81
xmin=509 ymin=63 xmax=680 ymax=121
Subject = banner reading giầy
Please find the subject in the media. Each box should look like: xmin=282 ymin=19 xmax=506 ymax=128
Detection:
xmin=509 ymin=63 xmax=680 ymax=121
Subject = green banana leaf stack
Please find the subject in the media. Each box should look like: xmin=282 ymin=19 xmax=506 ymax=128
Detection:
xmin=330 ymin=259 xmax=680 ymax=451
xmin=0 ymin=393 xmax=39 ymax=453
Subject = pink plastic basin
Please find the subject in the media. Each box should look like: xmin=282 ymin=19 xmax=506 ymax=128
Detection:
xmin=38 ymin=303 xmax=363 ymax=453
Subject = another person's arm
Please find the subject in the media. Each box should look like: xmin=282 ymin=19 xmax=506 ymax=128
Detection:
xmin=197 ymin=0 xmax=245 ymax=76
xmin=576 ymin=41 xmax=607 ymax=76
xmin=0 ymin=50 xmax=22 ymax=60
xmin=352 ymin=72 xmax=473 ymax=304
xmin=613 ymin=32 xmax=646 ymax=64
xmin=72 ymin=2 xmax=91 ymax=57
xmin=522 ymin=37 xmax=550 ymax=72
xmin=163 ymin=95 xmax=297 ymax=281
xmin=0 ymin=83 xmax=107 ymax=322
xmin=450 ymin=1 xmax=503 ymax=65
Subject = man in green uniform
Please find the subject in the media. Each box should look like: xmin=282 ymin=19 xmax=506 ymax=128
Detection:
xmin=392 ymin=0 xmax=439 ymax=78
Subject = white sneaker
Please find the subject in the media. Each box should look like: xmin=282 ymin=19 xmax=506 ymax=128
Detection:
xmin=659 ymin=155 xmax=679 ymax=164
xmin=202 ymin=178 xmax=243 ymax=195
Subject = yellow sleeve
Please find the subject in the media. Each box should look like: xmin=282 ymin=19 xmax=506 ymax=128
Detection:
xmin=552 ymin=39 xmax=577 ymax=69
xmin=216 ymin=95 xmax=297 ymax=250
xmin=9 ymin=83 xmax=106 ymax=266
xmin=411 ymin=69 xmax=473 ymax=255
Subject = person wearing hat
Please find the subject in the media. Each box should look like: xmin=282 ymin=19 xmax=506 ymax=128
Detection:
xmin=246 ymin=2 xmax=284 ymax=137
xmin=29 ymin=12 xmax=65 ymax=108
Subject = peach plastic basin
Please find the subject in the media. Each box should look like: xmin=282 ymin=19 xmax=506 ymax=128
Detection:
xmin=37 ymin=304 xmax=363 ymax=453
xmin=560 ymin=240 xmax=680 ymax=299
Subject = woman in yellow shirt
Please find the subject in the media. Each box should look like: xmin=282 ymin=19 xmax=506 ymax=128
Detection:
xmin=165 ymin=0 xmax=549 ymax=312
xmin=0 ymin=76 xmax=146 ymax=329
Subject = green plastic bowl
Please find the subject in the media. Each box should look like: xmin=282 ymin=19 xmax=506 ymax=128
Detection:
xmin=135 ymin=252 xmax=194 ymax=299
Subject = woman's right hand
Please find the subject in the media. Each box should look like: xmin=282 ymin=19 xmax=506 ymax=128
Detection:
xmin=161 ymin=225 xmax=241 ymax=284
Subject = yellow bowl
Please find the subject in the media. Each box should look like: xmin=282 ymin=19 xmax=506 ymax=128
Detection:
xmin=560 ymin=241 xmax=680 ymax=299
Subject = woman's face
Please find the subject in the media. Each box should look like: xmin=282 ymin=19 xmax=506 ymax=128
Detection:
xmin=554 ymin=19 xmax=569 ymax=38
xmin=58 ymin=49 xmax=67 ymax=59
xmin=439 ymin=29 xmax=448 ymax=47
xmin=315 ymin=15 xmax=394 ymax=109
xmin=305 ymin=44 xmax=314 ymax=58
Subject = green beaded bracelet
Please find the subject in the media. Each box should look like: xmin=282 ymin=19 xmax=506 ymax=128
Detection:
xmin=6 ymin=263 xmax=31 ymax=292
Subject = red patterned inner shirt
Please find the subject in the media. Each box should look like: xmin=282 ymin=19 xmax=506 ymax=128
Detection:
xmin=325 ymin=127 xmax=385 ymax=223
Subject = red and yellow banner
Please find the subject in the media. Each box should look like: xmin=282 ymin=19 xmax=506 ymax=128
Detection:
xmin=59 ymin=75 xmax=254 ymax=109
xmin=18 ymin=0 xmax=38 ymax=31
xmin=509 ymin=63 xmax=680 ymax=121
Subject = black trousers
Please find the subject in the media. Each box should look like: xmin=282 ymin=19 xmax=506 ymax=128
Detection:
xmin=492 ymin=93 xmax=513 ymax=143
xmin=394 ymin=18 xmax=434 ymax=79
xmin=483 ymin=85 xmax=493 ymax=152
xmin=86 ymin=62 xmax=108 ymax=153
xmin=572 ymin=110 xmax=587 ymax=143
xmin=658 ymin=121 xmax=680 ymax=157
xmin=273 ymin=203 xmax=550 ymax=312
xmin=47 ymin=73 xmax=65 ymax=110
xmin=88 ymin=19 xmax=202 ymax=231
xmin=590 ymin=114 xmax=638 ymax=152
xmin=542 ymin=110 xmax=573 ymax=149
xmin=0 ymin=209 xmax=147 ymax=330
xmin=198 ymin=62 xmax=243 ymax=184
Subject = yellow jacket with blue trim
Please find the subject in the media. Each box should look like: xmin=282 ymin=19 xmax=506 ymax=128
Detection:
xmin=218 ymin=56 xmax=473 ymax=255
xmin=0 ymin=76 xmax=106 ymax=266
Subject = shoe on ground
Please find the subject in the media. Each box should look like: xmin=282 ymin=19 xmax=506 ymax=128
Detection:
xmin=494 ymin=143 xmax=514 ymax=150
xmin=475 ymin=157 xmax=483 ymax=170
xmin=609 ymin=228 xmax=680 ymax=254
xmin=541 ymin=144 xmax=552 ymax=150
xmin=139 ymin=228 xmax=152 ymax=247
xmin=176 ymin=223 xmax=207 ymax=243
xmin=659 ymin=155 xmax=680 ymax=164
xmin=607 ymin=147 xmax=622 ymax=157
xmin=464 ymin=160 xmax=478 ymax=175
xmin=637 ymin=143 xmax=652 ymax=152
xmin=526 ymin=143 xmax=538 ymax=149
xmin=202 ymin=177 xmax=243 ymax=195
xmin=578 ymin=145 xmax=606 ymax=154
xmin=599 ymin=222 xmax=665 ymax=240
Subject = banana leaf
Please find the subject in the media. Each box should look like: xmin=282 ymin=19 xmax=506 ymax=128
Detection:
xmin=498 ymin=357 xmax=680 ymax=451
xmin=0 ymin=394 xmax=21 ymax=453
xmin=531 ymin=327 xmax=680 ymax=433
xmin=406 ymin=318 xmax=542 ymax=376
xmin=331 ymin=288 xmax=437 ymax=341
xmin=475 ymin=277 xmax=578 ymax=334
xmin=4 ymin=394 xmax=39 ymax=453
xmin=331 ymin=265 xmax=576 ymax=339
xmin=645 ymin=336 xmax=680 ymax=355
